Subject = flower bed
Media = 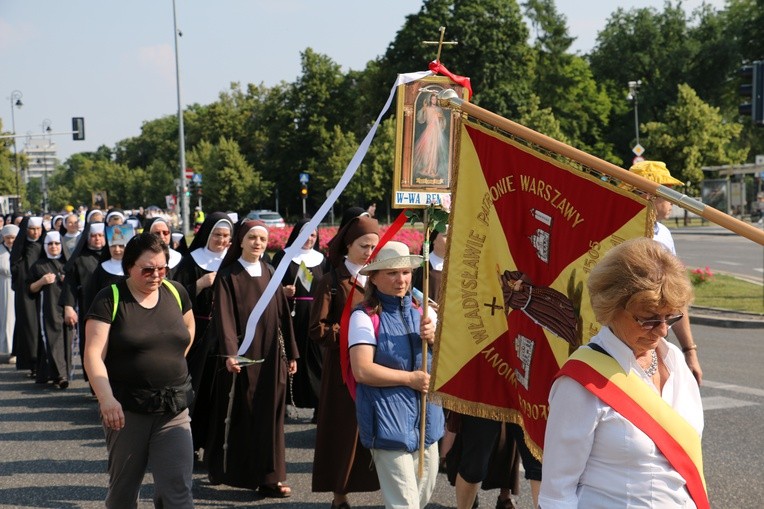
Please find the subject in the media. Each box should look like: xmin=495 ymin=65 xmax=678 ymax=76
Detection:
xmin=267 ymin=224 xmax=425 ymax=255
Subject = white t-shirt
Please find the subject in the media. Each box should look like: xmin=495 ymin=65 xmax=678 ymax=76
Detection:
xmin=349 ymin=305 xmax=438 ymax=348
xmin=653 ymin=222 xmax=676 ymax=255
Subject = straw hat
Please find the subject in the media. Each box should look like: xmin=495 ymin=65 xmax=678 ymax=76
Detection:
xmin=629 ymin=160 xmax=683 ymax=186
xmin=359 ymin=241 xmax=423 ymax=275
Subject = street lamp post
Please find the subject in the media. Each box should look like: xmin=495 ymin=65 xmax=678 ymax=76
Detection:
xmin=172 ymin=0 xmax=190 ymax=235
xmin=9 ymin=90 xmax=23 ymax=211
xmin=627 ymin=80 xmax=642 ymax=149
xmin=41 ymin=119 xmax=52 ymax=212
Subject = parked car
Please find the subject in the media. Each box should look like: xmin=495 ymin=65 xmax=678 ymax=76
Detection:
xmin=246 ymin=209 xmax=286 ymax=228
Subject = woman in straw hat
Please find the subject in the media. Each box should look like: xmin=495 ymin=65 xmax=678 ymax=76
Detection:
xmin=349 ymin=240 xmax=443 ymax=509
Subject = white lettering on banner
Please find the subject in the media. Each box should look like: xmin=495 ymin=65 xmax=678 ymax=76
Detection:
xmin=394 ymin=192 xmax=450 ymax=207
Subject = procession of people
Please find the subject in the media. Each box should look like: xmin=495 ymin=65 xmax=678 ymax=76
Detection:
xmin=1 ymin=155 xmax=710 ymax=509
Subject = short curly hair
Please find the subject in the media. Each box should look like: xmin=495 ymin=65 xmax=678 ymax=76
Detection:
xmin=587 ymin=237 xmax=693 ymax=325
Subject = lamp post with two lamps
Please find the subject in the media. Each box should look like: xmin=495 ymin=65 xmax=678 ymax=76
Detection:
xmin=8 ymin=90 xmax=23 ymax=211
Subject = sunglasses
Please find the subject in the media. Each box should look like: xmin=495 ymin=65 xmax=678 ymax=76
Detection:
xmin=139 ymin=265 xmax=168 ymax=277
xmin=632 ymin=313 xmax=684 ymax=331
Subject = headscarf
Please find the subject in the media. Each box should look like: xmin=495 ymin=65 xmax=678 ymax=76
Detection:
xmin=43 ymin=231 xmax=63 ymax=260
xmin=188 ymin=212 xmax=234 ymax=271
xmin=62 ymin=221 xmax=105 ymax=273
xmin=339 ymin=206 xmax=368 ymax=230
xmin=146 ymin=217 xmax=182 ymax=268
xmin=327 ymin=215 xmax=379 ymax=268
xmin=275 ymin=217 xmax=324 ymax=268
xmin=2 ymin=224 xmax=20 ymax=238
xmin=86 ymin=209 xmax=104 ymax=224
xmin=219 ymin=219 xmax=268 ymax=272
xmin=105 ymin=209 xmax=126 ymax=224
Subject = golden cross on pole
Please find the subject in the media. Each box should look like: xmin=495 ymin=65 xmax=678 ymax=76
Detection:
xmin=422 ymin=26 xmax=458 ymax=64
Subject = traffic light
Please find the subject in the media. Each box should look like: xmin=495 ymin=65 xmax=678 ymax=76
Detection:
xmin=739 ymin=61 xmax=764 ymax=126
xmin=300 ymin=184 xmax=308 ymax=198
xmin=72 ymin=117 xmax=85 ymax=140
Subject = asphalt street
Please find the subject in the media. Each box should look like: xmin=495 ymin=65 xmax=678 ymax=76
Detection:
xmin=2 ymin=318 xmax=763 ymax=509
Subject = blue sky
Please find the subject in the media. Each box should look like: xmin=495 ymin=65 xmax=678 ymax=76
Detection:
xmin=2 ymin=0 xmax=725 ymax=162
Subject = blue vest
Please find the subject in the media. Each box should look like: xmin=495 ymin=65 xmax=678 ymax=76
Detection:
xmin=355 ymin=291 xmax=444 ymax=452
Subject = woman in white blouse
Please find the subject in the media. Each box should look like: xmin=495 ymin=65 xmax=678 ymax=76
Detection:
xmin=539 ymin=237 xmax=706 ymax=509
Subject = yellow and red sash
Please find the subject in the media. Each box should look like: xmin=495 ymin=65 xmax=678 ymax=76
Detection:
xmin=557 ymin=346 xmax=709 ymax=509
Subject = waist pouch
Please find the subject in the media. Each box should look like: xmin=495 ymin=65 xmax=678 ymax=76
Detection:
xmin=113 ymin=375 xmax=194 ymax=415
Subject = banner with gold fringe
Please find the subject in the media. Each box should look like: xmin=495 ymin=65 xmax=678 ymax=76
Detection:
xmin=431 ymin=119 xmax=652 ymax=458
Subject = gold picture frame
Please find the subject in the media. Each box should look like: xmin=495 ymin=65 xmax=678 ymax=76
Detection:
xmin=91 ymin=190 xmax=108 ymax=210
xmin=392 ymin=75 xmax=469 ymax=209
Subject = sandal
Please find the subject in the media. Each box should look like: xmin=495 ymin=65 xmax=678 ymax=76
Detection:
xmin=258 ymin=483 xmax=291 ymax=498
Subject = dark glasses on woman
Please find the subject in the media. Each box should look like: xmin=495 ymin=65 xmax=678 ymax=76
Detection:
xmin=632 ymin=313 xmax=684 ymax=331
xmin=139 ymin=265 xmax=168 ymax=277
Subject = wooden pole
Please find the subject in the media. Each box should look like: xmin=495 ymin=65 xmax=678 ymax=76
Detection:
xmin=417 ymin=208 xmax=431 ymax=479
xmin=437 ymin=89 xmax=764 ymax=246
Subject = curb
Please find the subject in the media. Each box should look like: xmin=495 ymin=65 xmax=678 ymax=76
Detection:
xmin=690 ymin=306 xmax=764 ymax=329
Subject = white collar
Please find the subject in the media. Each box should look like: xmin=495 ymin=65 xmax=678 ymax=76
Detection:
xmin=593 ymin=326 xmax=668 ymax=379
xmin=291 ymin=248 xmax=324 ymax=268
xmin=190 ymin=246 xmax=227 ymax=271
xmin=102 ymin=259 xmax=124 ymax=276
xmin=238 ymin=256 xmax=262 ymax=277
xmin=429 ymin=252 xmax=444 ymax=271
xmin=168 ymin=248 xmax=182 ymax=269
xmin=345 ymin=258 xmax=367 ymax=288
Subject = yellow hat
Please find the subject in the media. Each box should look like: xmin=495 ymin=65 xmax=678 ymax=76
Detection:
xmin=629 ymin=160 xmax=683 ymax=186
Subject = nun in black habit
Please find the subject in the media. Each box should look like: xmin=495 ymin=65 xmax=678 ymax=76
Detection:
xmin=28 ymin=231 xmax=71 ymax=387
xmin=60 ymin=221 xmax=106 ymax=379
xmin=271 ymin=218 xmax=327 ymax=411
xmin=172 ymin=211 xmax=233 ymax=449
xmin=10 ymin=216 xmax=44 ymax=375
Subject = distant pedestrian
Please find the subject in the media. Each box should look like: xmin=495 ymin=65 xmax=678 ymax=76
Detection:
xmin=0 ymin=224 xmax=19 ymax=360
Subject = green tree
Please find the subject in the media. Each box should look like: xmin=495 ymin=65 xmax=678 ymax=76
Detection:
xmin=642 ymin=84 xmax=747 ymax=186
xmin=588 ymin=3 xmax=696 ymax=163
xmin=187 ymin=137 xmax=270 ymax=214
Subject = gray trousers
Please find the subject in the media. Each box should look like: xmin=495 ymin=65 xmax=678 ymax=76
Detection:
xmin=103 ymin=409 xmax=193 ymax=509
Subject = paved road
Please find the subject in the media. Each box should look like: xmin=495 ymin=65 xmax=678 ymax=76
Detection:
xmin=4 ymin=320 xmax=763 ymax=509
xmin=671 ymin=225 xmax=764 ymax=283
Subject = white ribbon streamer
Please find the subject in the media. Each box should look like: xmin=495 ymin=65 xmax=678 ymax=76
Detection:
xmin=238 ymin=70 xmax=433 ymax=356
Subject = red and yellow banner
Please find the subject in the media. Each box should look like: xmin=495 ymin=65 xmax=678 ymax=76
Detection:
xmin=432 ymin=120 xmax=651 ymax=458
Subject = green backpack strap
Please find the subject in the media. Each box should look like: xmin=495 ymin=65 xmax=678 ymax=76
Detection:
xmin=110 ymin=279 xmax=182 ymax=322
xmin=111 ymin=284 xmax=119 ymax=321
xmin=161 ymin=279 xmax=183 ymax=311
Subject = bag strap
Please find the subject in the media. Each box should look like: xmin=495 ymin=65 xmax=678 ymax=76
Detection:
xmin=111 ymin=284 xmax=119 ymax=321
xmin=111 ymin=279 xmax=182 ymax=322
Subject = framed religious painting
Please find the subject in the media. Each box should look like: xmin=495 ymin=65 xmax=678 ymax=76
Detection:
xmin=92 ymin=190 xmax=108 ymax=210
xmin=392 ymin=75 xmax=469 ymax=209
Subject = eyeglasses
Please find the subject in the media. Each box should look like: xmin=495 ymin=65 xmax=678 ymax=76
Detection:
xmin=139 ymin=265 xmax=168 ymax=277
xmin=632 ymin=313 xmax=684 ymax=331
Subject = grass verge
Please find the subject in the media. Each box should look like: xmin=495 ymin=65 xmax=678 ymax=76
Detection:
xmin=691 ymin=273 xmax=764 ymax=314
